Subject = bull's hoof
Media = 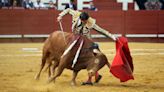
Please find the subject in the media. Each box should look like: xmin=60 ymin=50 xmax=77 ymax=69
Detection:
xmin=47 ymin=78 xmax=54 ymax=84
xmin=34 ymin=74 xmax=40 ymax=80
xmin=95 ymin=75 xmax=102 ymax=83
xmin=81 ymin=82 xmax=93 ymax=85
xmin=71 ymin=82 xmax=76 ymax=86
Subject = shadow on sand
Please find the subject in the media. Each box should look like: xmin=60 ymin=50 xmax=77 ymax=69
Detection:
xmin=94 ymin=82 xmax=164 ymax=89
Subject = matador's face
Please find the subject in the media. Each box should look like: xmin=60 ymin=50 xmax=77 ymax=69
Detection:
xmin=81 ymin=19 xmax=87 ymax=25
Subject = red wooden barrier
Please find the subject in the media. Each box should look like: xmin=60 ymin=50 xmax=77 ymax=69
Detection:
xmin=125 ymin=10 xmax=158 ymax=34
xmin=0 ymin=9 xmax=164 ymax=42
xmin=158 ymin=11 xmax=164 ymax=34
xmin=0 ymin=10 xmax=59 ymax=34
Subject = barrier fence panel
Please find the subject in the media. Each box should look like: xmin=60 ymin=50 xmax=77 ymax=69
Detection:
xmin=0 ymin=9 xmax=164 ymax=42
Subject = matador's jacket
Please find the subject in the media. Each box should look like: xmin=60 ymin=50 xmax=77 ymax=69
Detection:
xmin=58 ymin=8 xmax=114 ymax=39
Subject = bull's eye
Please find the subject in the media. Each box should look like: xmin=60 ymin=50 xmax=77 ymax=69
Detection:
xmin=94 ymin=58 xmax=99 ymax=64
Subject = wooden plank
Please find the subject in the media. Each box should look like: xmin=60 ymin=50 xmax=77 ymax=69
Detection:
xmin=125 ymin=11 xmax=158 ymax=34
xmin=158 ymin=11 xmax=164 ymax=34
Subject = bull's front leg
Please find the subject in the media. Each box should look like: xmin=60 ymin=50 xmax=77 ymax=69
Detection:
xmin=71 ymin=70 xmax=79 ymax=86
xmin=81 ymin=69 xmax=95 ymax=85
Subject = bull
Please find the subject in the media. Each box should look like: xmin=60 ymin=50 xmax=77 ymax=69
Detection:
xmin=35 ymin=31 xmax=110 ymax=85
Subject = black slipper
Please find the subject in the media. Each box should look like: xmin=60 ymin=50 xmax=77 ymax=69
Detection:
xmin=95 ymin=75 xmax=102 ymax=83
xmin=81 ymin=82 xmax=93 ymax=85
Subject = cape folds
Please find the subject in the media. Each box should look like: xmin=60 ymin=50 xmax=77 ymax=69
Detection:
xmin=110 ymin=37 xmax=134 ymax=82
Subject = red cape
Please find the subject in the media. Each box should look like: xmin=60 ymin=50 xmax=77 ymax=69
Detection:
xmin=110 ymin=37 xmax=134 ymax=82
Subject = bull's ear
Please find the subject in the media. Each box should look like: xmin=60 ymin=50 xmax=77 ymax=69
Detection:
xmin=93 ymin=49 xmax=100 ymax=56
xmin=94 ymin=58 xmax=100 ymax=64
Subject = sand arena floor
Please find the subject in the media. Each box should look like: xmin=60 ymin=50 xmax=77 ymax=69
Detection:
xmin=0 ymin=42 xmax=164 ymax=92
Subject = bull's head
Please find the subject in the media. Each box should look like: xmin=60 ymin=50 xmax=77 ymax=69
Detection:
xmin=87 ymin=53 xmax=110 ymax=77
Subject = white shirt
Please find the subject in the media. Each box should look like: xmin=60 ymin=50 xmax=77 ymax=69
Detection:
xmin=34 ymin=2 xmax=45 ymax=8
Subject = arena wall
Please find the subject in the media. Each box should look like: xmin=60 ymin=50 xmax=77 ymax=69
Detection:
xmin=0 ymin=9 xmax=164 ymax=42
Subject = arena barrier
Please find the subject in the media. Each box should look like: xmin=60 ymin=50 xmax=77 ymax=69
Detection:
xmin=0 ymin=9 xmax=164 ymax=42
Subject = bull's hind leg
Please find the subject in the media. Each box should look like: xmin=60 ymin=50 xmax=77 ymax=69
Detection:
xmin=50 ymin=60 xmax=59 ymax=77
xmin=47 ymin=61 xmax=52 ymax=78
xmin=35 ymin=55 xmax=47 ymax=80
xmin=47 ymin=60 xmax=59 ymax=79
xmin=35 ymin=50 xmax=50 ymax=80
xmin=47 ymin=64 xmax=65 ymax=83
xmin=45 ymin=57 xmax=54 ymax=79
xmin=47 ymin=57 xmax=67 ymax=83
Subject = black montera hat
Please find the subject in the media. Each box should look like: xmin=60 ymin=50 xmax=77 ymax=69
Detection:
xmin=80 ymin=12 xmax=89 ymax=20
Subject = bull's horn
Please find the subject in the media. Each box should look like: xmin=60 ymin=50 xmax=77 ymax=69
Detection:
xmin=106 ymin=61 xmax=111 ymax=69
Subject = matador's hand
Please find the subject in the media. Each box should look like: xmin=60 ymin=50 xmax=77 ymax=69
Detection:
xmin=111 ymin=35 xmax=117 ymax=41
xmin=57 ymin=16 xmax=62 ymax=22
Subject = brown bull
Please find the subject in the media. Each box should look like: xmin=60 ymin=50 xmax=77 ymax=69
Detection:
xmin=35 ymin=31 xmax=110 ymax=85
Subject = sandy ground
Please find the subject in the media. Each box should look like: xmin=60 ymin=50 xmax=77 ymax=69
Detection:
xmin=0 ymin=42 xmax=164 ymax=92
